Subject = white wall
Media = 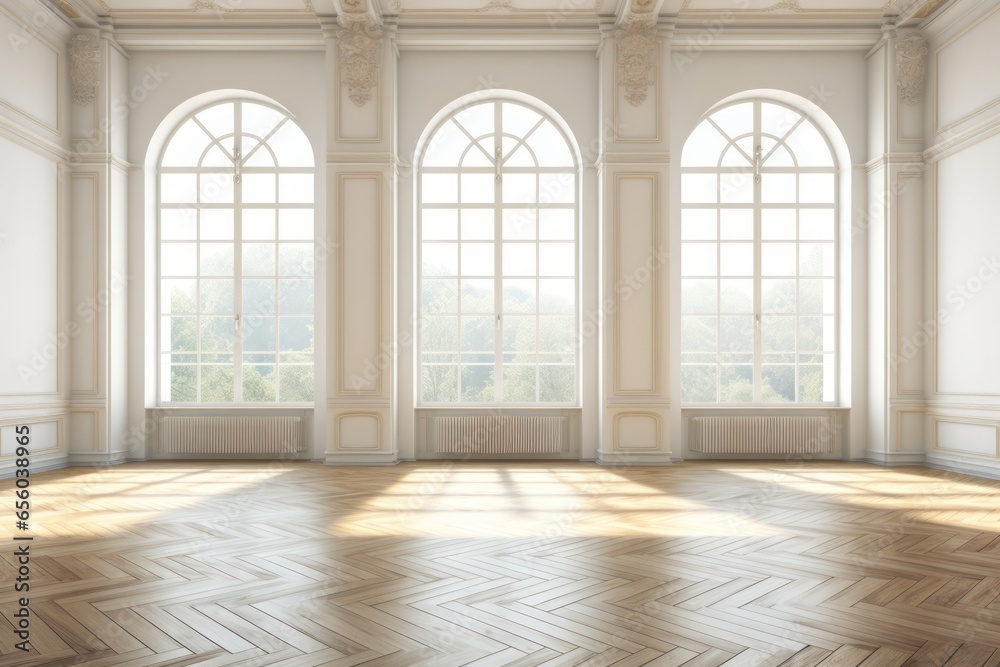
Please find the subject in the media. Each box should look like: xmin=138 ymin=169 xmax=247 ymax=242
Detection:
xmin=0 ymin=0 xmax=72 ymax=475
xmin=395 ymin=50 xmax=600 ymax=461
xmin=925 ymin=0 xmax=1000 ymax=477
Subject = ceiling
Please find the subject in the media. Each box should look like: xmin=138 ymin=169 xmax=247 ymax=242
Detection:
xmin=63 ymin=0 xmax=949 ymax=27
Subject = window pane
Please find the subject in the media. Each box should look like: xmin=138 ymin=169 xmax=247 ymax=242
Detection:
xmin=461 ymin=316 xmax=494 ymax=352
xmin=800 ymin=243 xmax=834 ymax=276
xmin=462 ymin=279 xmax=494 ymax=313
xmin=200 ymin=365 xmax=234 ymax=402
xmin=161 ymin=209 xmax=197 ymax=240
xmin=720 ymin=209 xmax=752 ymax=240
xmin=800 ymin=209 xmax=834 ymax=240
xmin=761 ymin=173 xmax=795 ymax=203
xmin=762 ymin=316 xmax=795 ymax=353
xmin=539 ymin=243 xmax=574 ymax=277
xmin=539 ymin=173 xmax=574 ymax=204
xmin=720 ymin=365 xmax=753 ymax=402
xmin=243 ymin=315 xmax=276 ymax=352
xmin=243 ymin=364 xmax=276 ymax=402
xmin=539 ymin=365 xmax=574 ymax=402
xmin=423 ymin=278 xmax=458 ymax=314
xmin=162 ymin=279 xmax=196 ymax=314
xmin=170 ymin=365 xmax=197 ymax=402
xmin=500 ymin=174 xmax=535 ymax=205
xmin=503 ymin=279 xmax=535 ymax=313
xmin=201 ymin=209 xmax=234 ymax=240
xmin=422 ymin=317 xmax=458 ymax=352
xmin=540 ymin=317 xmax=575 ymax=354
xmin=166 ymin=316 xmax=197 ymax=352
xmin=200 ymin=280 xmax=233 ymax=314
xmin=710 ymin=102 xmax=752 ymax=138
xmin=761 ymin=243 xmax=797 ymax=276
xmin=200 ymin=173 xmax=234 ymax=204
xmin=269 ymin=121 xmax=314 ymax=167
xmin=162 ymin=120 xmax=213 ymax=167
xmin=463 ymin=209 xmax=495 ymax=240
xmin=682 ymin=120 xmax=729 ymax=167
xmin=279 ymin=279 xmax=313 ymax=314
xmin=244 ymin=279 xmax=276 ymax=313
xmin=279 ymin=243 xmax=313 ymax=277
xmin=682 ymin=174 xmax=717 ymax=203
xmin=720 ymin=243 xmax=753 ymax=277
xmin=424 ymin=120 xmax=472 ymax=167
xmin=762 ymin=279 xmax=796 ymax=314
xmin=423 ymin=243 xmax=458 ymax=276
xmin=279 ymin=316 xmax=313 ymax=352
xmin=201 ymin=243 xmax=233 ymax=276
xmin=423 ymin=174 xmax=458 ymax=203
xmin=423 ymin=365 xmax=458 ymax=403
xmin=530 ymin=123 xmax=574 ymax=167
xmin=279 ymin=174 xmax=313 ymax=204
xmin=539 ymin=279 xmax=574 ymax=314
xmin=762 ymin=365 xmax=795 ymax=402
xmin=762 ymin=209 xmax=796 ymax=240
xmin=539 ymin=209 xmax=574 ymax=240
xmin=200 ymin=316 xmax=234 ymax=353
xmin=682 ymin=209 xmax=716 ymax=241
xmin=464 ymin=173 xmax=496 ymax=204
xmin=682 ymin=279 xmax=717 ymax=314
xmin=461 ymin=243 xmax=494 ymax=277
xmin=786 ymin=121 xmax=833 ymax=166
xmin=423 ymin=209 xmax=459 ymax=240
xmin=682 ymin=243 xmax=717 ymax=276
xmin=503 ymin=315 xmax=535 ymax=353
xmin=720 ymin=279 xmax=752 ymax=313
xmin=682 ymin=316 xmax=717 ymax=353
xmin=720 ymin=316 xmax=753 ymax=355
xmin=503 ymin=209 xmax=536 ymax=240
xmin=279 ymin=209 xmax=313 ymax=240
xmin=800 ymin=174 xmax=834 ymax=204
xmin=761 ymin=103 xmax=800 ymax=141
xmin=243 ymin=209 xmax=276 ymax=240
xmin=243 ymin=243 xmax=275 ymax=276
xmin=243 ymin=174 xmax=276 ymax=204
xmin=461 ymin=365 xmax=494 ymax=402
xmin=503 ymin=243 xmax=536 ymax=276
xmin=161 ymin=174 xmax=197 ymax=204
xmin=162 ymin=243 xmax=198 ymax=276
xmin=682 ymin=365 xmax=717 ymax=403
xmin=720 ymin=172 xmax=753 ymax=204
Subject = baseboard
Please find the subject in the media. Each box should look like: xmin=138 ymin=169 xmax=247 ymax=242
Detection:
xmin=596 ymin=450 xmax=673 ymax=466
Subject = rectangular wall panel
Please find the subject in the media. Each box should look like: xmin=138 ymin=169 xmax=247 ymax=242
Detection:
xmin=0 ymin=7 xmax=60 ymax=133
xmin=895 ymin=172 xmax=924 ymax=395
xmin=935 ymin=5 xmax=1000 ymax=133
xmin=613 ymin=173 xmax=659 ymax=396
xmin=935 ymin=420 xmax=998 ymax=458
xmin=337 ymin=173 xmax=382 ymax=395
xmin=0 ymin=420 xmax=60 ymax=455
xmin=0 ymin=136 xmax=59 ymax=395
xmin=935 ymin=133 xmax=1000 ymax=395
xmin=71 ymin=173 xmax=98 ymax=394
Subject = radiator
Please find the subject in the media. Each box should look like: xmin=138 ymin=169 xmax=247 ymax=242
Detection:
xmin=431 ymin=415 xmax=565 ymax=454
xmin=689 ymin=416 xmax=834 ymax=454
xmin=159 ymin=416 xmax=303 ymax=454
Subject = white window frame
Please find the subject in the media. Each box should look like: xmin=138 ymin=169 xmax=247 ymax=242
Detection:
xmin=416 ymin=99 xmax=582 ymax=407
xmin=680 ymin=98 xmax=840 ymax=406
xmin=157 ymin=98 xmax=315 ymax=406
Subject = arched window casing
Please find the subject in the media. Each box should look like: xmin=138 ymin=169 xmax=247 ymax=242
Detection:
xmin=158 ymin=99 xmax=315 ymax=404
xmin=418 ymin=100 xmax=580 ymax=406
xmin=680 ymin=99 xmax=838 ymax=405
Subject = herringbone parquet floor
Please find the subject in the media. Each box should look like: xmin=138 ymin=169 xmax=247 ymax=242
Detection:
xmin=3 ymin=460 xmax=1000 ymax=667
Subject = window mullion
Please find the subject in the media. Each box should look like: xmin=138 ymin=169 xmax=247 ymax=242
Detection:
xmin=753 ymin=100 xmax=763 ymax=405
xmin=234 ymin=100 xmax=244 ymax=403
xmin=494 ymin=101 xmax=504 ymax=405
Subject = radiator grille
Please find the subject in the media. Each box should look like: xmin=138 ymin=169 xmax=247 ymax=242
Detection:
xmin=159 ymin=416 xmax=303 ymax=454
xmin=432 ymin=415 xmax=565 ymax=454
xmin=689 ymin=416 xmax=834 ymax=454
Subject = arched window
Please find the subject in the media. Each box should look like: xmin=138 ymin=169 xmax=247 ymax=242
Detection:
xmin=680 ymin=99 xmax=838 ymax=404
xmin=158 ymin=99 xmax=315 ymax=404
xmin=418 ymin=99 xmax=579 ymax=405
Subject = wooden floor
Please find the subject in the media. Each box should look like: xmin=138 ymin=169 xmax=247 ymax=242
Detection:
xmin=3 ymin=461 xmax=1000 ymax=667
